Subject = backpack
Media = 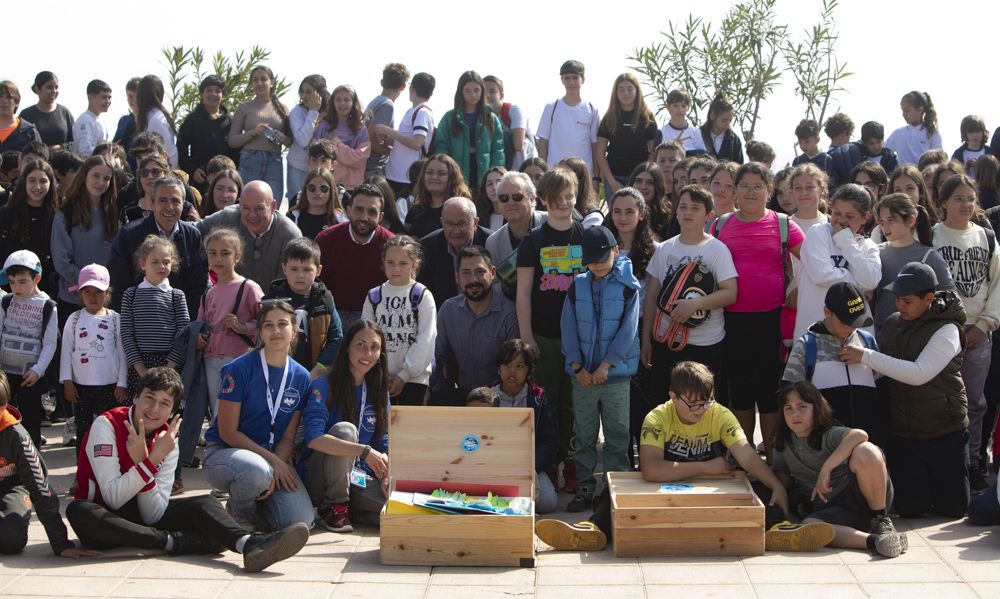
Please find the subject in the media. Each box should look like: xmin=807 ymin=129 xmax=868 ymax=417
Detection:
xmin=367 ymin=283 xmax=427 ymax=327
xmin=803 ymin=329 xmax=877 ymax=381
xmin=199 ymin=279 xmax=255 ymax=347
xmin=652 ymin=261 xmax=716 ymax=351
xmin=497 ymin=103 xmax=515 ymax=169
xmin=1 ymin=294 xmax=55 ymax=333
xmin=411 ymin=103 xmax=433 ymax=158
xmin=712 ymin=211 xmax=793 ymax=295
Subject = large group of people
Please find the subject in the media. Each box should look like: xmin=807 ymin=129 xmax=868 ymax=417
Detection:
xmin=1 ymin=57 xmax=1000 ymax=569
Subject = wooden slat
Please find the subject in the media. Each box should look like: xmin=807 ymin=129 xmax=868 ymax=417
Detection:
xmin=380 ymin=512 xmax=535 ymax=567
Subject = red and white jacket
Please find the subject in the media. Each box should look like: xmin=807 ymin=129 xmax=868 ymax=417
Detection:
xmin=74 ymin=406 xmax=176 ymax=524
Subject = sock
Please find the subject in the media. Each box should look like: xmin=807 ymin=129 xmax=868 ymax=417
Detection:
xmin=866 ymin=534 xmax=878 ymax=553
xmin=235 ymin=534 xmax=251 ymax=554
xmin=164 ymin=534 xmax=174 ymax=552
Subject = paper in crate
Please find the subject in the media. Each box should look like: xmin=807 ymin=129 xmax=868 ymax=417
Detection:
xmin=380 ymin=405 xmax=536 ymax=567
xmin=609 ymin=471 xmax=765 ymax=557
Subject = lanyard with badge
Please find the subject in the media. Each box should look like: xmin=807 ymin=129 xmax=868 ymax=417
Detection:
xmin=349 ymin=382 xmax=368 ymax=488
xmin=260 ymin=351 xmax=290 ymax=451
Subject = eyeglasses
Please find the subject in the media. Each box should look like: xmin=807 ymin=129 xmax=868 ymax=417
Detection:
xmin=737 ymin=183 xmax=767 ymax=193
xmin=675 ymin=395 xmax=715 ymax=412
xmin=307 ymin=184 xmax=331 ymax=194
xmin=139 ymin=168 xmax=166 ymax=178
xmin=498 ymin=193 xmax=527 ymax=203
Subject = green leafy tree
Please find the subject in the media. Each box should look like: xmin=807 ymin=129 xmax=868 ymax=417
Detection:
xmin=629 ymin=0 xmax=849 ymax=141
xmin=160 ymin=45 xmax=291 ymax=125
xmin=781 ymin=0 xmax=852 ymax=125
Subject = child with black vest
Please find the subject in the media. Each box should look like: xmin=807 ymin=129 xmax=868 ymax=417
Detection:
xmin=840 ymin=262 xmax=969 ymax=518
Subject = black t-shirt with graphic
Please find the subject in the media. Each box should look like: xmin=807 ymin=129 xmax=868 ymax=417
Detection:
xmin=516 ymin=221 xmax=584 ymax=338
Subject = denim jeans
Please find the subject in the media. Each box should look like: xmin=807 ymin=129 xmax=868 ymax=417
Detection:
xmin=239 ymin=149 xmax=284 ymax=201
xmin=286 ymin=164 xmax=307 ymax=203
xmin=203 ymin=445 xmax=315 ymax=531
xmin=962 ymin=333 xmax=992 ymax=463
xmin=305 ymin=422 xmax=387 ymax=523
xmin=571 ymin=378 xmax=631 ymax=492
xmin=338 ymin=310 xmax=363 ymax=332
xmin=536 ymin=471 xmax=558 ymax=514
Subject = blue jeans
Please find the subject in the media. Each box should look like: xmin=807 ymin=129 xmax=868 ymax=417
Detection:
xmin=203 ymin=445 xmax=315 ymax=531
xmin=571 ymin=378 xmax=631 ymax=492
xmin=962 ymin=333 xmax=992 ymax=462
xmin=239 ymin=149 xmax=284 ymax=201
xmin=286 ymin=164 xmax=307 ymax=202
xmin=338 ymin=310 xmax=363 ymax=331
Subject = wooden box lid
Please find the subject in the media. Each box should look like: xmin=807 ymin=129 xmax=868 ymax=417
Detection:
xmin=389 ymin=406 xmax=535 ymax=497
xmin=608 ymin=472 xmax=758 ymax=508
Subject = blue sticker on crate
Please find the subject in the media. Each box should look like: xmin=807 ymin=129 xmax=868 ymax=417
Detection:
xmin=461 ymin=435 xmax=481 ymax=453
xmin=658 ymin=483 xmax=695 ymax=492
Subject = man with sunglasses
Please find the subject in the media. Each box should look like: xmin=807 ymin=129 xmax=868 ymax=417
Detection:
xmin=197 ymin=181 xmax=302 ymax=291
xmin=117 ymin=132 xmax=200 ymax=223
xmin=485 ymin=171 xmax=548 ymax=266
xmin=417 ymin=197 xmax=492 ymax=307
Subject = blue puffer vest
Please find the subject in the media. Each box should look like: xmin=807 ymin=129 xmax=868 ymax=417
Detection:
xmin=565 ymin=256 xmax=640 ymax=380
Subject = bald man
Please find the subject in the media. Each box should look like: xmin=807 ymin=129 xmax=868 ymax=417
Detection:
xmin=417 ymin=197 xmax=493 ymax=307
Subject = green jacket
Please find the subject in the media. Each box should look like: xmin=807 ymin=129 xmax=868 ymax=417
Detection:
xmin=433 ymin=109 xmax=505 ymax=185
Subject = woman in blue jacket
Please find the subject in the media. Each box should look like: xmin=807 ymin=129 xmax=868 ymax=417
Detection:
xmin=434 ymin=71 xmax=505 ymax=186
xmin=302 ymin=319 xmax=390 ymax=533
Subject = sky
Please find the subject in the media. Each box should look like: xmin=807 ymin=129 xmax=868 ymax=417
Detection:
xmin=4 ymin=0 xmax=1000 ymax=168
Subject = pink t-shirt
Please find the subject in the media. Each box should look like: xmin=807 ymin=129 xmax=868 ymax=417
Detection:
xmin=197 ymin=277 xmax=263 ymax=358
xmin=711 ymin=211 xmax=804 ymax=313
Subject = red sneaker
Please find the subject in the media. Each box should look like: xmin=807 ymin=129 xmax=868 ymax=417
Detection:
xmin=562 ymin=461 xmax=577 ymax=493
xmin=320 ymin=503 xmax=353 ymax=533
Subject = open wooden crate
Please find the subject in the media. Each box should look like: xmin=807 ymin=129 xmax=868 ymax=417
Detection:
xmin=609 ymin=471 xmax=764 ymax=557
xmin=380 ymin=406 xmax=536 ymax=567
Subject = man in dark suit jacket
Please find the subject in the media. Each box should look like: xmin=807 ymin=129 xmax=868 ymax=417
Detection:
xmin=417 ymin=197 xmax=491 ymax=307
xmin=108 ymin=176 xmax=207 ymax=318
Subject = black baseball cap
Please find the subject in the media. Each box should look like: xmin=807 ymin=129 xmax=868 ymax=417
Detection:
xmin=581 ymin=226 xmax=616 ymax=266
xmin=825 ymin=282 xmax=874 ymax=328
xmin=888 ymin=261 xmax=938 ymax=297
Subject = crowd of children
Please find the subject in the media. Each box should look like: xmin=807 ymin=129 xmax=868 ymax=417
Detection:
xmin=2 ymin=58 xmax=1000 ymax=572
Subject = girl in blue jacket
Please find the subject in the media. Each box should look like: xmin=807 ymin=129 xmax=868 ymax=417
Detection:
xmin=301 ymin=319 xmax=390 ymax=533
xmin=433 ymin=71 xmax=505 ymax=186
xmin=560 ymin=225 xmax=640 ymax=513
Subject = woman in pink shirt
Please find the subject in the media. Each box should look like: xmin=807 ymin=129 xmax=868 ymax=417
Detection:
xmin=710 ymin=162 xmax=804 ymax=458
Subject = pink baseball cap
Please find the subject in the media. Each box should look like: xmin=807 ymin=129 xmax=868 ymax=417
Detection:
xmin=69 ymin=264 xmax=111 ymax=292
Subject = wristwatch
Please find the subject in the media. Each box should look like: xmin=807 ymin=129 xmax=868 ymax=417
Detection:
xmin=359 ymin=445 xmax=371 ymax=461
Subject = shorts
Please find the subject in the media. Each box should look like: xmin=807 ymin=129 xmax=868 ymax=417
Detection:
xmin=802 ymin=471 xmax=892 ymax=531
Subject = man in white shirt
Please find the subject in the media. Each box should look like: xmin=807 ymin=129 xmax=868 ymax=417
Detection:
xmin=72 ymin=80 xmax=112 ymax=157
xmin=537 ymin=61 xmax=600 ymax=174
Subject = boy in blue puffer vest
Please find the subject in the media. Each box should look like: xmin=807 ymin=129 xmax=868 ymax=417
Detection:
xmin=560 ymin=226 xmax=640 ymax=512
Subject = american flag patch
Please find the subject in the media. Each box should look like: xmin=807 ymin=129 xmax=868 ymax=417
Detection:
xmin=93 ymin=444 xmax=114 ymax=457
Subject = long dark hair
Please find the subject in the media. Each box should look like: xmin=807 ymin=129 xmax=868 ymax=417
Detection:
xmin=628 ymin=162 xmax=669 ymax=237
xmin=410 ymin=154 xmax=471 ymax=219
xmin=325 ymin=320 xmax=390 ymax=441
xmin=9 ymin=159 xmax=58 ymax=243
xmin=901 ymin=90 xmax=938 ymax=136
xmin=603 ymin=187 xmax=654 ymax=278
xmin=322 ymin=84 xmax=364 ymax=133
xmin=62 ymin=154 xmax=119 ymax=241
xmin=136 ymin=75 xmax=176 ymax=135
xmin=450 ymin=71 xmax=493 ymax=136
xmin=474 ymin=166 xmax=507 ymax=223
xmin=773 ymin=381 xmax=836 ymax=452
xmin=298 ymin=74 xmax=330 ymax=115
xmin=875 ymin=192 xmax=932 ymax=247
xmin=249 ymin=65 xmax=291 ymax=138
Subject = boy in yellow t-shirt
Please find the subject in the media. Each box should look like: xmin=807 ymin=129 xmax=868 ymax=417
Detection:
xmin=538 ymin=361 xmax=835 ymax=552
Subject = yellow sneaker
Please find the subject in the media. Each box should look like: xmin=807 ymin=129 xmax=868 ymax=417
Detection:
xmin=765 ymin=520 xmax=835 ymax=552
xmin=535 ymin=519 xmax=607 ymax=551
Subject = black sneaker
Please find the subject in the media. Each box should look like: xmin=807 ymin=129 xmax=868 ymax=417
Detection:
xmin=971 ymin=463 xmax=990 ymax=493
xmin=168 ymin=531 xmax=225 ymax=556
xmin=872 ymin=532 xmax=908 ymax=558
xmin=869 ymin=514 xmax=897 ymax=536
xmin=566 ymin=487 xmax=593 ymax=513
xmin=242 ymin=522 xmax=310 ymax=572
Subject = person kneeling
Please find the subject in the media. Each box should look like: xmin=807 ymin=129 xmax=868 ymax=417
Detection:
xmin=772 ymin=382 xmax=908 ymax=557
xmin=67 ymin=368 xmax=308 ymax=572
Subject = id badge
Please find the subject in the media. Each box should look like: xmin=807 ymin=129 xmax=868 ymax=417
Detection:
xmin=350 ymin=468 xmax=367 ymax=488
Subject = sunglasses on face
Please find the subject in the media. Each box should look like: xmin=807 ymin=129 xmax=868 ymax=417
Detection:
xmin=498 ymin=193 xmax=526 ymax=203
xmin=140 ymin=168 xmax=165 ymax=178
xmin=307 ymin=184 xmax=331 ymax=194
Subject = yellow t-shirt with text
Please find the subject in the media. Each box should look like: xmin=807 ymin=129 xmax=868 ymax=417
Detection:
xmin=640 ymin=401 xmax=745 ymax=462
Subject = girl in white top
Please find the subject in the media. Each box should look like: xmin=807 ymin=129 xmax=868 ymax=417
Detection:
xmin=286 ymin=75 xmax=328 ymax=200
xmin=932 ymin=174 xmax=1000 ymax=477
xmin=794 ymin=184 xmax=882 ymax=341
xmin=361 ymin=235 xmax=436 ymax=407
xmin=789 ymin=163 xmax=830 ymax=235
xmin=59 ymin=264 xmax=127 ymax=444
xmin=136 ymin=75 xmax=178 ymax=167
xmin=885 ymin=91 xmax=943 ymax=166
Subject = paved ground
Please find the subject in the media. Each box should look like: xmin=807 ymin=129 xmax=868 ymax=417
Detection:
xmin=3 ymin=422 xmax=999 ymax=599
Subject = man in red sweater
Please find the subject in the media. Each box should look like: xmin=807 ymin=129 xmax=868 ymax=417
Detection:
xmin=315 ymin=183 xmax=395 ymax=329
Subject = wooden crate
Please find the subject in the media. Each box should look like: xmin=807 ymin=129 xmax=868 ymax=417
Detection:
xmin=609 ymin=471 xmax=764 ymax=557
xmin=380 ymin=406 xmax=536 ymax=567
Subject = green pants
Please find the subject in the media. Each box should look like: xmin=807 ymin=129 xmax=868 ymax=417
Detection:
xmin=534 ymin=335 xmax=574 ymax=462
xmin=571 ymin=379 xmax=631 ymax=491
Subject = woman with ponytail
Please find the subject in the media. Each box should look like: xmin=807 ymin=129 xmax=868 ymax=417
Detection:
xmin=228 ymin=65 xmax=292 ymax=200
xmin=135 ymin=75 xmax=178 ymax=167
xmin=886 ymin=91 xmax=942 ymax=166
xmin=699 ymin=93 xmax=744 ymax=164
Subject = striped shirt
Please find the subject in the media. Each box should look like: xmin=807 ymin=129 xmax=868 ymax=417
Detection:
xmin=120 ymin=280 xmax=189 ymax=366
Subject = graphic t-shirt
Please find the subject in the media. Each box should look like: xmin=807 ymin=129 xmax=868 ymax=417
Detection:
xmin=639 ymin=401 xmax=745 ymax=462
xmin=204 ymin=350 xmax=310 ymax=450
xmin=932 ymin=222 xmax=1000 ymax=328
xmin=515 ymin=221 xmax=585 ymax=338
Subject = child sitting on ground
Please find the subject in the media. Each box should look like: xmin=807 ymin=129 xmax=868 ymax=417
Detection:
xmin=772 ymin=381 xmax=908 ymax=557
